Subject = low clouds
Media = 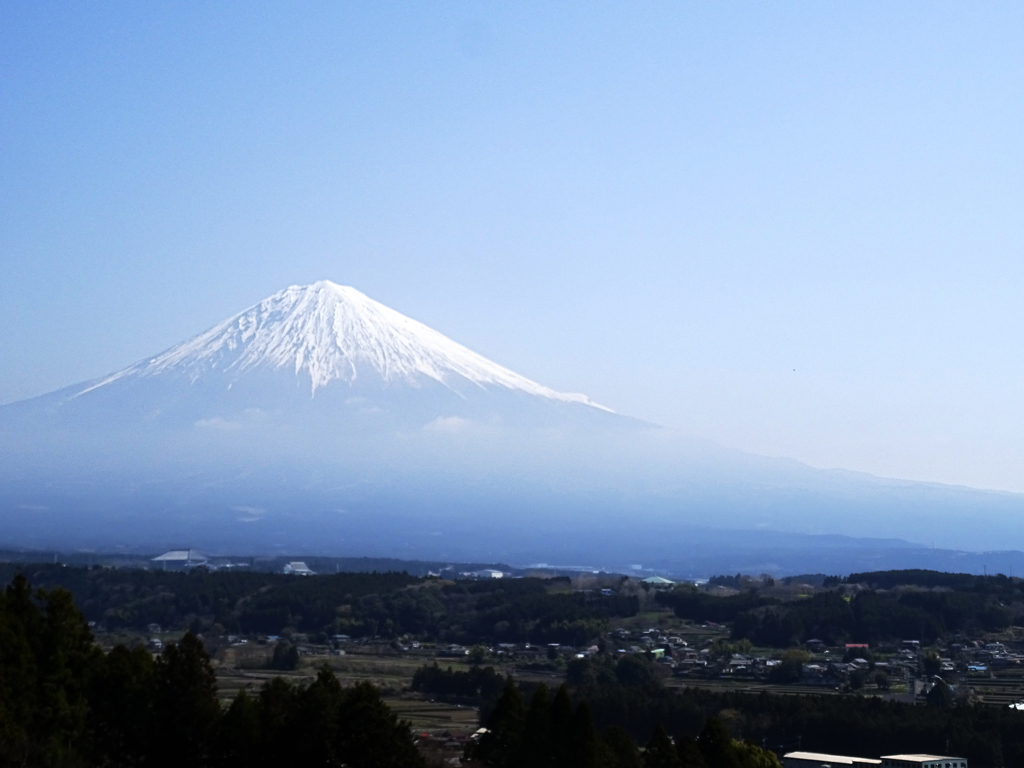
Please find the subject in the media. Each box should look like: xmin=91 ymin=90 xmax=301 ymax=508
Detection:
xmin=422 ymin=416 xmax=472 ymax=433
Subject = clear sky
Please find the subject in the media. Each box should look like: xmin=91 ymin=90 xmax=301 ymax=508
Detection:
xmin=2 ymin=2 xmax=1024 ymax=492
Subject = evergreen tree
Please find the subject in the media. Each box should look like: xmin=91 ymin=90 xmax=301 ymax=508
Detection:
xmin=474 ymin=677 xmax=526 ymax=766
xmin=256 ymin=675 xmax=300 ymax=767
xmin=515 ymin=683 xmax=552 ymax=768
xmin=151 ymin=632 xmax=222 ymax=768
xmin=88 ymin=643 xmax=156 ymax=767
xmin=571 ymin=701 xmax=602 ymax=768
xmin=335 ymin=680 xmax=424 ymax=768
xmin=644 ymin=724 xmax=683 ymax=768
xmin=294 ymin=666 xmax=346 ymax=765
xmin=549 ymin=685 xmax=576 ymax=767
xmin=602 ymin=725 xmax=643 ymax=768
xmin=217 ymin=690 xmax=261 ymax=768
xmin=698 ymin=718 xmax=742 ymax=768
xmin=0 ymin=574 xmax=44 ymax=765
xmin=678 ymin=735 xmax=708 ymax=768
xmin=0 ymin=575 xmax=100 ymax=767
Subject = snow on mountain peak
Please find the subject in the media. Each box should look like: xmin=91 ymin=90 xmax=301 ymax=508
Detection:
xmin=77 ymin=281 xmax=610 ymax=410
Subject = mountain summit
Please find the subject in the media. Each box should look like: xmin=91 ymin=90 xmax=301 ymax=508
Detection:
xmin=74 ymin=281 xmax=607 ymax=408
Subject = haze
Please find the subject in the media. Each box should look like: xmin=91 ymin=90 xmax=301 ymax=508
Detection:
xmin=3 ymin=2 xmax=1024 ymax=492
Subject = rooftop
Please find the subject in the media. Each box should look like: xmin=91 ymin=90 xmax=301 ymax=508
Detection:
xmin=881 ymin=757 xmax=965 ymax=764
xmin=152 ymin=549 xmax=207 ymax=562
xmin=785 ymin=752 xmax=881 ymax=765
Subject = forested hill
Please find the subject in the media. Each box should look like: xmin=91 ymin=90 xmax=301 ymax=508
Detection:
xmin=846 ymin=569 xmax=1020 ymax=592
xmin=0 ymin=563 xmax=639 ymax=643
xmin=658 ymin=569 xmax=1024 ymax=647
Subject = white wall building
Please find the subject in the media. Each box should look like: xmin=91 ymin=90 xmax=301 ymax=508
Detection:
xmin=881 ymin=756 xmax=967 ymax=768
xmin=784 ymin=753 xmax=881 ymax=768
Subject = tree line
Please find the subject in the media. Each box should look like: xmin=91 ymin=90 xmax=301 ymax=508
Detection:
xmin=656 ymin=571 xmax=1022 ymax=647
xmin=0 ymin=564 xmax=638 ymax=645
xmin=472 ymin=678 xmax=780 ymax=768
xmin=551 ymin=655 xmax=1022 ymax=768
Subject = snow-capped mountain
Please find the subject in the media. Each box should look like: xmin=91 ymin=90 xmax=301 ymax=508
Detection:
xmin=2 ymin=280 xmax=1024 ymax=566
xmin=74 ymin=281 xmax=607 ymax=409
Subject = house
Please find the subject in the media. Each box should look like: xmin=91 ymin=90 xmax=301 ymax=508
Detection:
xmin=471 ymin=569 xmax=505 ymax=579
xmin=881 ymin=756 xmax=967 ymax=768
xmin=283 ymin=561 xmax=315 ymax=576
xmin=151 ymin=549 xmax=207 ymax=570
xmin=641 ymin=576 xmax=675 ymax=587
xmin=784 ymin=752 xmax=881 ymax=768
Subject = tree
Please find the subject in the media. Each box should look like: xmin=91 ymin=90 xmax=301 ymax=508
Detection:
xmin=473 ymin=678 xmax=525 ymax=766
xmin=88 ymin=643 xmax=156 ymax=767
xmin=549 ymin=685 xmax=576 ymax=767
xmin=335 ymin=680 xmax=424 ymax=768
xmin=603 ymin=726 xmax=643 ymax=768
xmin=515 ymin=684 xmax=551 ymax=768
xmin=216 ymin=690 xmax=260 ymax=768
xmin=698 ymin=718 xmax=742 ymax=768
xmin=922 ymin=652 xmax=942 ymax=677
xmin=0 ymin=575 xmax=100 ymax=767
xmin=571 ymin=701 xmax=602 ymax=768
xmin=678 ymin=735 xmax=708 ymax=768
xmin=269 ymin=641 xmax=300 ymax=670
xmin=926 ymin=680 xmax=954 ymax=709
xmin=151 ymin=632 xmax=222 ymax=768
xmin=734 ymin=740 xmax=783 ymax=768
xmin=292 ymin=666 xmax=346 ymax=765
xmin=643 ymin=724 xmax=683 ymax=768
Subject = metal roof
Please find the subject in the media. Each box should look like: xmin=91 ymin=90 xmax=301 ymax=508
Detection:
xmin=785 ymin=752 xmax=881 ymax=765
xmin=152 ymin=549 xmax=207 ymax=562
xmin=881 ymin=757 xmax=964 ymax=763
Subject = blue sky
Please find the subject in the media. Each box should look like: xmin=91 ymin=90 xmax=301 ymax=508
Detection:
xmin=2 ymin=2 xmax=1024 ymax=491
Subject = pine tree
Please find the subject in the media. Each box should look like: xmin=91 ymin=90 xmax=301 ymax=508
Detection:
xmin=602 ymin=725 xmax=643 ymax=768
xmin=474 ymin=677 xmax=526 ymax=766
xmin=87 ymin=643 xmax=156 ymax=767
xmin=217 ymin=689 xmax=261 ymax=768
xmin=571 ymin=701 xmax=602 ymax=768
xmin=151 ymin=632 xmax=222 ymax=768
xmin=677 ymin=735 xmax=708 ymax=768
xmin=644 ymin=724 xmax=683 ymax=768
xmin=335 ymin=680 xmax=424 ymax=768
xmin=514 ymin=683 xmax=552 ymax=768
xmin=549 ymin=685 xmax=576 ymax=767
xmin=698 ymin=718 xmax=742 ymax=768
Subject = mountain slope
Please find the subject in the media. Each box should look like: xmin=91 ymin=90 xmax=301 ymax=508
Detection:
xmin=2 ymin=280 xmax=1024 ymax=564
xmin=73 ymin=280 xmax=607 ymax=407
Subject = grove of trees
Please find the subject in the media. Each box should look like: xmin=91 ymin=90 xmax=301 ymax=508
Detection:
xmin=0 ymin=574 xmax=424 ymax=767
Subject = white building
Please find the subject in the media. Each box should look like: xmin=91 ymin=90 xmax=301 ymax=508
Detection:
xmin=471 ymin=569 xmax=505 ymax=579
xmin=784 ymin=753 xmax=881 ymax=768
xmin=785 ymin=753 xmax=966 ymax=768
xmin=283 ymin=561 xmax=315 ymax=576
xmin=151 ymin=549 xmax=207 ymax=569
xmin=881 ymin=756 xmax=967 ymax=768
xmin=641 ymin=576 xmax=675 ymax=586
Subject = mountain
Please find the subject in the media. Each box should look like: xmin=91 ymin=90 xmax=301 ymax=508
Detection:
xmin=2 ymin=280 xmax=1024 ymax=573
xmin=71 ymin=280 xmax=607 ymax=408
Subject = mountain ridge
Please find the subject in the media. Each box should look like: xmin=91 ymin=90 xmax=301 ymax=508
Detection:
xmin=2 ymin=280 xmax=1024 ymax=563
xmin=67 ymin=280 xmax=609 ymax=410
